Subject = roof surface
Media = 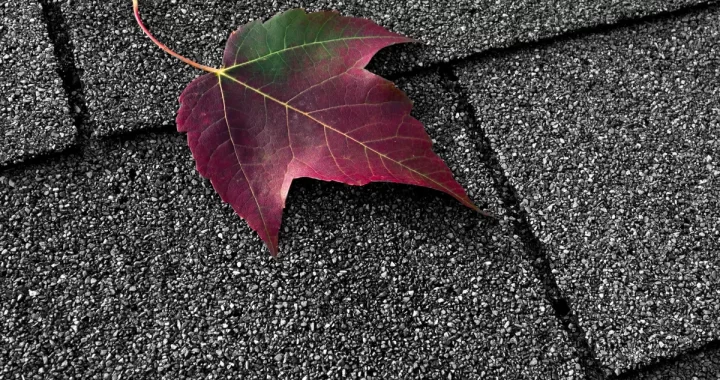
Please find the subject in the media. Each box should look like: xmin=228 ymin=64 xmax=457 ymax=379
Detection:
xmin=0 ymin=2 xmax=74 ymax=165
xmin=58 ymin=0 xmax=711 ymax=136
xmin=1 ymin=0 xmax=719 ymax=379
xmin=458 ymin=7 xmax=720 ymax=372
xmin=0 ymin=73 xmax=583 ymax=379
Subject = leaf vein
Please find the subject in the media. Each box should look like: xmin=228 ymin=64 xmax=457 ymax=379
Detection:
xmin=218 ymin=72 xmax=470 ymax=207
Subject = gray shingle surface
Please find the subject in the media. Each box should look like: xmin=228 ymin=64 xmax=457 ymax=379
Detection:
xmin=457 ymin=7 xmax=720 ymax=375
xmin=0 ymin=73 xmax=584 ymax=379
xmin=629 ymin=344 xmax=720 ymax=379
xmin=0 ymin=2 xmax=75 ymax=165
xmin=62 ymin=0 xmax=709 ymax=136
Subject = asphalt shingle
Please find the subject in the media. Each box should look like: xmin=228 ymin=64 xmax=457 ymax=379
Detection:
xmin=457 ymin=7 xmax=720 ymax=375
xmin=62 ymin=0 xmax=709 ymax=136
xmin=629 ymin=343 xmax=720 ymax=379
xmin=0 ymin=73 xmax=584 ymax=379
xmin=0 ymin=2 xmax=75 ymax=165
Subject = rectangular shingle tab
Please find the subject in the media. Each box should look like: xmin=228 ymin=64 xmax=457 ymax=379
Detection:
xmin=457 ymin=7 xmax=720 ymax=375
xmin=0 ymin=72 xmax=585 ymax=379
xmin=62 ymin=0 xmax=709 ymax=136
xmin=0 ymin=2 xmax=75 ymax=165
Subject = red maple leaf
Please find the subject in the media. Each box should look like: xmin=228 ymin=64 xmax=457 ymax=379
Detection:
xmin=133 ymin=1 xmax=487 ymax=256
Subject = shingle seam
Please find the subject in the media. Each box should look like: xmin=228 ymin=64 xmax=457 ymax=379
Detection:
xmin=0 ymin=2 xmax=86 ymax=172
xmin=37 ymin=1 xmax=718 ymax=145
xmin=387 ymin=0 xmax=720 ymax=83
xmin=37 ymin=0 xmax=91 ymax=142
xmin=612 ymin=340 xmax=720 ymax=379
xmin=439 ymin=66 xmax=608 ymax=380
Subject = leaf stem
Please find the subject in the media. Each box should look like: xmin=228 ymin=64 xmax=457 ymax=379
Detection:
xmin=132 ymin=0 xmax=219 ymax=74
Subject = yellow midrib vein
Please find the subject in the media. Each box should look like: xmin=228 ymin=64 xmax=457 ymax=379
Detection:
xmin=216 ymin=71 xmax=477 ymax=211
xmin=218 ymin=76 xmax=274 ymax=247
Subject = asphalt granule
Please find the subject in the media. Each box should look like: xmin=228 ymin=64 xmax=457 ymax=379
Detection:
xmin=457 ymin=6 xmax=720 ymax=375
xmin=60 ymin=0 xmax=710 ymax=136
xmin=0 ymin=2 xmax=75 ymax=165
xmin=0 ymin=73 xmax=585 ymax=379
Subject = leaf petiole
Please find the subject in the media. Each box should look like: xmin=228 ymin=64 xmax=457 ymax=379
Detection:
xmin=132 ymin=0 xmax=220 ymax=74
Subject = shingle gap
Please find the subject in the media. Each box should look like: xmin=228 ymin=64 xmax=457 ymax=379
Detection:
xmin=438 ymin=66 xmax=608 ymax=380
xmin=37 ymin=0 xmax=91 ymax=141
xmin=388 ymin=0 xmax=720 ymax=82
xmin=613 ymin=339 xmax=720 ymax=379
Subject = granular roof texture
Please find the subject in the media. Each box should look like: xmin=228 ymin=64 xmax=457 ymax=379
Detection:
xmin=0 ymin=73 xmax=584 ymax=379
xmin=629 ymin=343 xmax=720 ymax=379
xmin=3 ymin=1 xmax=720 ymax=378
xmin=61 ymin=0 xmax=711 ymax=136
xmin=457 ymin=6 xmax=720 ymax=375
xmin=0 ymin=2 xmax=75 ymax=165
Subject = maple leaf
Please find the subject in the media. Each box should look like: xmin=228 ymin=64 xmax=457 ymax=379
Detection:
xmin=133 ymin=1 xmax=487 ymax=256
